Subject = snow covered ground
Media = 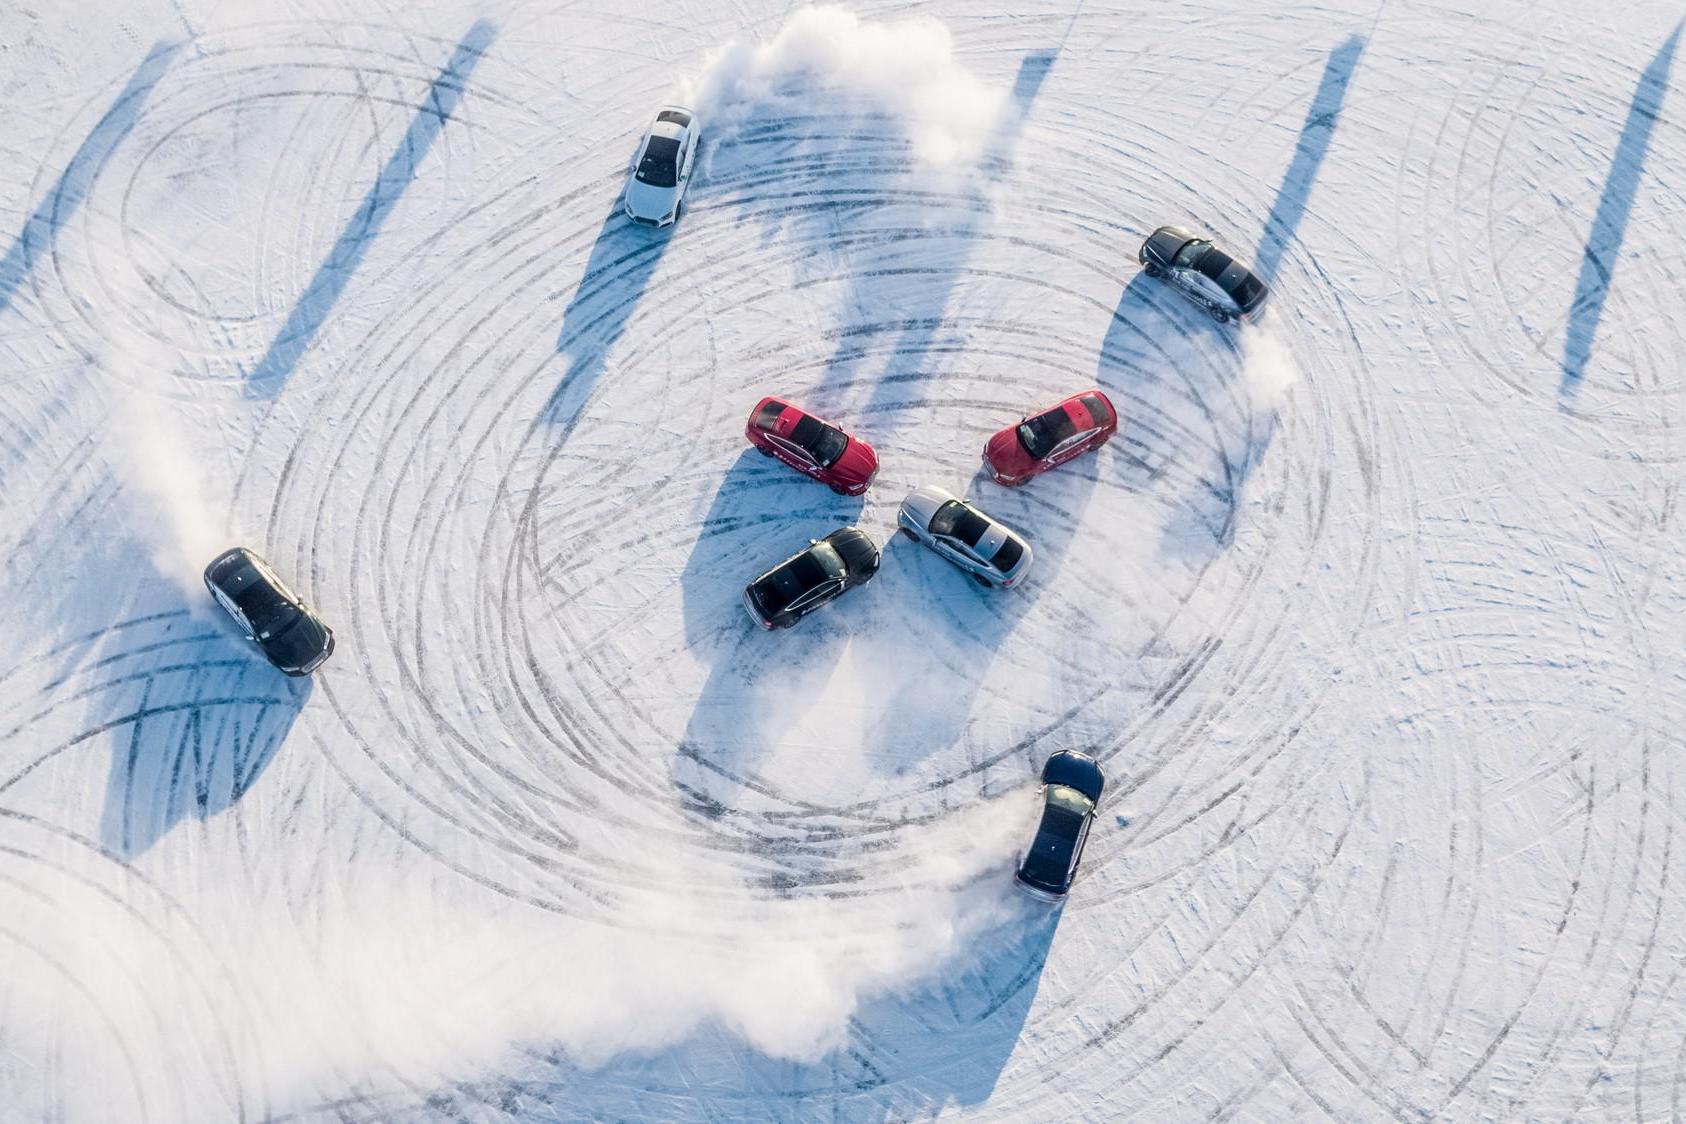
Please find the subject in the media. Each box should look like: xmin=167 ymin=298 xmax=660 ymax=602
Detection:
xmin=0 ymin=0 xmax=1682 ymax=1118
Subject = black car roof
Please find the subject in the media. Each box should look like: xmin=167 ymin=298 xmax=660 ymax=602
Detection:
xmin=1019 ymin=804 xmax=1086 ymax=890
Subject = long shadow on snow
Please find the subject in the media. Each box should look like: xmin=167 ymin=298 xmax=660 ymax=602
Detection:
xmin=543 ymin=204 xmax=675 ymax=431
xmin=1097 ymin=274 xmax=1264 ymax=560
xmin=671 ymin=451 xmax=862 ymax=835
xmin=0 ymin=40 xmax=181 ymax=320
xmin=843 ymin=461 xmax=1094 ymax=782
xmin=96 ymin=556 xmax=312 ymax=856
xmin=243 ymin=20 xmax=496 ymax=397
xmin=1560 ymin=22 xmax=1680 ymax=398
xmin=700 ymin=51 xmax=1054 ymax=427
xmin=848 ymin=52 xmax=1055 ymax=427
xmin=1252 ymin=35 xmax=1365 ymax=283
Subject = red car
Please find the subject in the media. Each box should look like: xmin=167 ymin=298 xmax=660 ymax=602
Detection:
xmin=983 ymin=389 xmax=1117 ymax=486
xmin=745 ymin=397 xmax=878 ymax=495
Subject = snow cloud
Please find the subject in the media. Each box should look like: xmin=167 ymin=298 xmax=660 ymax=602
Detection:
xmin=686 ymin=5 xmax=1012 ymax=170
xmin=100 ymin=330 xmax=234 ymax=608
xmin=3 ymin=792 xmax=1041 ymax=1118
xmin=1238 ymin=322 xmax=1300 ymax=413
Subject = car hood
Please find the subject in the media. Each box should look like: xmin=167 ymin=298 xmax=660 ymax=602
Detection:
xmin=1143 ymin=225 xmax=1196 ymax=265
xmin=985 ymin=426 xmax=1033 ymax=475
xmin=899 ymin=485 xmax=955 ymax=529
xmin=624 ymin=178 xmax=679 ymax=220
xmin=831 ymin=437 xmax=879 ymax=483
xmin=826 ymin=527 xmax=881 ymax=580
xmin=264 ymin=613 xmax=332 ymax=673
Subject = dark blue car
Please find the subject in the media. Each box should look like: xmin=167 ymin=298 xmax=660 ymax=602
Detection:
xmin=1014 ymin=750 xmax=1105 ymax=901
xmin=204 ymin=547 xmax=334 ymax=675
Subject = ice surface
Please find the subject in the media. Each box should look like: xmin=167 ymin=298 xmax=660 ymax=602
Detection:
xmin=0 ymin=0 xmax=1682 ymax=1120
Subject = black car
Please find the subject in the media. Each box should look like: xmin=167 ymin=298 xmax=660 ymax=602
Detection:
xmin=1138 ymin=225 xmax=1269 ymax=324
xmin=203 ymin=547 xmax=334 ymax=675
xmin=1014 ymin=750 xmax=1105 ymax=901
xmin=742 ymin=527 xmax=879 ymax=630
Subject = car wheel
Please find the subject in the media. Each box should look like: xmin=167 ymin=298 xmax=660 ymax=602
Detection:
xmin=1143 ymin=262 xmax=1162 ymax=279
xmin=829 ymin=483 xmax=849 ymax=495
xmin=1208 ymin=306 xmax=1230 ymax=324
xmin=900 ymin=527 xmax=918 ymax=541
xmin=756 ymin=444 xmax=773 ymax=457
xmin=972 ymin=573 xmax=994 ymax=588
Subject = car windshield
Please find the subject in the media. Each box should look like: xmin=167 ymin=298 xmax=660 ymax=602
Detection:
xmin=1046 ymin=783 xmax=1093 ymax=818
xmin=755 ymin=544 xmax=845 ymax=614
xmin=1016 ymin=407 xmax=1079 ymax=460
xmin=636 ymin=136 xmax=681 ymax=187
xmin=1172 ymin=240 xmax=1209 ymax=269
xmin=789 ymin=414 xmax=849 ymax=467
xmin=928 ymin=500 xmax=990 ymax=547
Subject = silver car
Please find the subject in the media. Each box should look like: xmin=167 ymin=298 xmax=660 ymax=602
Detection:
xmin=623 ymin=106 xmax=699 ymax=227
xmin=897 ymin=486 xmax=1034 ymax=589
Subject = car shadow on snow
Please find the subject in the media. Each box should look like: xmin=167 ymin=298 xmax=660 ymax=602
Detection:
xmin=1560 ymin=22 xmax=1679 ymax=398
xmin=544 ymin=202 xmax=676 ymax=434
xmin=840 ymin=465 xmax=1095 ymax=778
xmin=1095 ymin=273 xmax=1270 ymax=562
xmin=244 ymin=21 xmax=497 ymax=398
xmin=0 ymin=40 xmax=181 ymax=321
xmin=671 ymin=450 xmax=864 ymax=822
xmin=89 ymin=558 xmax=313 ymax=856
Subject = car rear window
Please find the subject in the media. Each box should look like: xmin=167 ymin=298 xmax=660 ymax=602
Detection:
xmin=1078 ymin=393 xmax=1112 ymax=426
xmin=752 ymin=400 xmax=786 ymax=431
xmin=1196 ymin=248 xmax=1235 ymax=282
xmin=1230 ymin=271 xmax=1268 ymax=310
xmin=991 ymin=535 xmax=1025 ymax=572
xmin=656 ymin=109 xmax=692 ymax=127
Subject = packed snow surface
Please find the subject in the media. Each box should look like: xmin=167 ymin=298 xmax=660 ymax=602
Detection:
xmin=0 ymin=0 xmax=1682 ymax=1119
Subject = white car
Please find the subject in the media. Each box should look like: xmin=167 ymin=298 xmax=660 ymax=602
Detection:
xmin=897 ymin=486 xmax=1034 ymax=589
xmin=623 ymin=106 xmax=698 ymax=227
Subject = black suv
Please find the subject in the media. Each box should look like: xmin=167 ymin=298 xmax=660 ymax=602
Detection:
xmin=1138 ymin=225 xmax=1269 ymax=324
xmin=203 ymin=547 xmax=334 ymax=675
xmin=743 ymin=528 xmax=879 ymax=630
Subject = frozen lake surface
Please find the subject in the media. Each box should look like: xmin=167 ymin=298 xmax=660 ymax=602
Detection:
xmin=0 ymin=0 xmax=1682 ymax=1119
